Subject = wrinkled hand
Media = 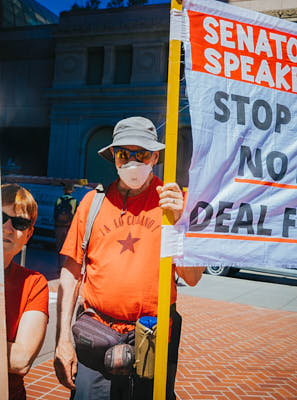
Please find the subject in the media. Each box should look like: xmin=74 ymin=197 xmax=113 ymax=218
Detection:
xmin=54 ymin=340 xmax=77 ymax=390
xmin=156 ymin=183 xmax=184 ymax=223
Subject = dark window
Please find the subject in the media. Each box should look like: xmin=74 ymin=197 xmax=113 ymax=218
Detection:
xmin=180 ymin=45 xmax=185 ymax=80
xmin=114 ymin=45 xmax=132 ymax=84
xmin=164 ymin=42 xmax=169 ymax=82
xmin=1 ymin=0 xmax=58 ymax=28
xmin=163 ymin=42 xmax=184 ymax=82
xmin=0 ymin=127 xmax=50 ymax=176
xmin=87 ymin=47 xmax=104 ymax=85
xmin=2 ymin=0 xmax=14 ymax=26
xmin=176 ymin=127 xmax=193 ymax=189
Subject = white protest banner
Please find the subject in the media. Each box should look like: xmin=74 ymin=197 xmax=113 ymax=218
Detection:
xmin=176 ymin=0 xmax=297 ymax=270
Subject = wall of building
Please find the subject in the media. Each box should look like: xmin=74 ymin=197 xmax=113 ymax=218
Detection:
xmin=0 ymin=24 xmax=56 ymax=175
xmin=46 ymin=4 xmax=190 ymax=187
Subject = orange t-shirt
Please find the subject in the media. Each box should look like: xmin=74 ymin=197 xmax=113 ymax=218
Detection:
xmin=62 ymin=176 xmax=177 ymax=332
xmin=5 ymin=262 xmax=49 ymax=400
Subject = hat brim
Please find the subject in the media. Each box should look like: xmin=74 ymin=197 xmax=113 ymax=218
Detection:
xmin=98 ymin=135 xmax=165 ymax=163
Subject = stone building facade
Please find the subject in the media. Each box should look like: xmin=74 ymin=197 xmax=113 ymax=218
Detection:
xmin=230 ymin=0 xmax=297 ymax=22
xmin=1 ymin=0 xmax=296 ymax=187
xmin=46 ymin=4 xmax=191 ymax=187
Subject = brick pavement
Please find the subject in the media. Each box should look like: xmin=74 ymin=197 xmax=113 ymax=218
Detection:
xmin=24 ymin=294 xmax=297 ymax=400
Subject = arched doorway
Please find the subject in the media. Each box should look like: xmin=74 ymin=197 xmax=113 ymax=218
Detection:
xmin=85 ymin=127 xmax=118 ymax=187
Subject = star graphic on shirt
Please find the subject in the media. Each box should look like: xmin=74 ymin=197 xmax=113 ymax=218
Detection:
xmin=117 ymin=232 xmax=140 ymax=254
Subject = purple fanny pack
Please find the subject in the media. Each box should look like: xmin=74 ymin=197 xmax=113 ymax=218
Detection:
xmin=72 ymin=308 xmax=135 ymax=376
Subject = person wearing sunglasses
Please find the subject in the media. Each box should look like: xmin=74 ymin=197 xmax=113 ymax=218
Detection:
xmin=54 ymin=117 xmax=204 ymax=400
xmin=2 ymin=184 xmax=49 ymax=400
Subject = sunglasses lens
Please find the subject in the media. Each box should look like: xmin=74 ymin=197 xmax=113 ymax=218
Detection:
xmin=2 ymin=212 xmax=9 ymax=224
xmin=13 ymin=218 xmax=31 ymax=231
xmin=2 ymin=212 xmax=30 ymax=231
xmin=115 ymin=148 xmax=130 ymax=160
xmin=136 ymin=151 xmax=152 ymax=162
xmin=114 ymin=148 xmax=152 ymax=162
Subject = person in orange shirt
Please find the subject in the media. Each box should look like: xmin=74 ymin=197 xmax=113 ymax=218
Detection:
xmin=2 ymin=184 xmax=49 ymax=400
xmin=54 ymin=117 xmax=204 ymax=400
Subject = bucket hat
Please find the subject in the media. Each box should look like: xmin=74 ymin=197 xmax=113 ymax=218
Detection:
xmin=98 ymin=116 xmax=165 ymax=162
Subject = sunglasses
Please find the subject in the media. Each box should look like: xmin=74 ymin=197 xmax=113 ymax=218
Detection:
xmin=113 ymin=147 xmax=153 ymax=163
xmin=2 ymin=212 xmax=31 ymax=231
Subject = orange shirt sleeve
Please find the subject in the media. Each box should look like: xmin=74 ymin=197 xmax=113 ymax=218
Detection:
xmin=24 ymin=273 xmax=49 ymax=317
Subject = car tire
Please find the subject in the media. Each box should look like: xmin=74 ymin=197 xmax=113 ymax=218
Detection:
xmin=205 ymin=266 xmax=240 ymax=277
xmin=205 ymin=265 xmax=231 ymax=276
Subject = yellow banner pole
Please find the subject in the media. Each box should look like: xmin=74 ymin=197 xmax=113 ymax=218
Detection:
xmin=153 ymin=0 xmax=182 ymax=398
xmin=0 ymin=172 xmax=9 ymax=400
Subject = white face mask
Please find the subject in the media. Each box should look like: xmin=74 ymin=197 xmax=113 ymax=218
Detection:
xmin=117 ymin=161 xmax=152 ymax=189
